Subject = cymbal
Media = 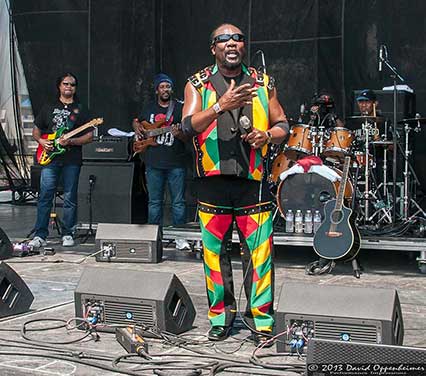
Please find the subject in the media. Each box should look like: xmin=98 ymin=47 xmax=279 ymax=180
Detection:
xmin=398 ymin=117 xmax=426 ymax=124
xmin=372 ymin=140 xmax=393 ymax=147
xmin=346 ymin=116 xmax=385 ymax=124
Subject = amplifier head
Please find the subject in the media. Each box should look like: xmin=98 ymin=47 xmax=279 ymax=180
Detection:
xmin=95 ymin=223 xmax=162 ymax=263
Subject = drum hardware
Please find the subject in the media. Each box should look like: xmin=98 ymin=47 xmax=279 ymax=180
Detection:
xmin=372 ymin=140 xmax=393 ymax=201
xmin=398 ymin=118 xmax=426 ymax=220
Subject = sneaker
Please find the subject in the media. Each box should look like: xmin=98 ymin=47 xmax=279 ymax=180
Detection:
xmin=28 ymin=236 xmax=47 ymax=249
xmin=62 ymin=235 xmax=75 ymax=247
xmin=175 ymin=238 xmax=191 ymax=251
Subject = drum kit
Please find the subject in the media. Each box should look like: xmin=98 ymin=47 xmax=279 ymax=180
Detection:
xmin=269 ymin=114 xmax=426 ymax=228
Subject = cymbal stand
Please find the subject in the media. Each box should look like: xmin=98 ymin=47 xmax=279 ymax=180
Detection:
xmin=401 ymin=122 xmax=426 ymax=220
xmin=362 ymin=119 xmax=372 ymax=222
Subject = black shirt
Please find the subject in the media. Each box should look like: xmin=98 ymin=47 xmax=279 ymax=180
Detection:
xmin=138 ymin=100 xmax=187 ymax=169
xmin=35 ymin=100 xmax=91 ymax=165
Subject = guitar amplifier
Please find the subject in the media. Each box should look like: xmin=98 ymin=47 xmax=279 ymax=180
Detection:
xmin=83 ymin=136 xmax=129 ymax=161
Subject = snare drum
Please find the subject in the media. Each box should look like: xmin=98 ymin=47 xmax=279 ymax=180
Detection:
xmin=285 ymin=124 xmax=313 ymax=161
xmin=268 ymin=153 xmax=294 ymax=184
xmin=276 ymin=169 xmax=353 ymax=217
xmin=323 ymin=127 xmax=354 ymax=159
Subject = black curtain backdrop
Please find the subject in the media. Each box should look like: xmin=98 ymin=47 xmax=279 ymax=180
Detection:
xmin=11 ymin=0 xmax=426 ymax=187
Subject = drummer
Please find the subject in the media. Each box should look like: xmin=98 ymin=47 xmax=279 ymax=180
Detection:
xmin=309 ymin=92 xmax=345 ymax=128
xmin=354 ymin=89 xmax=384 ymax=141
xmin=354 ymin=89 xmax=390 ymax=184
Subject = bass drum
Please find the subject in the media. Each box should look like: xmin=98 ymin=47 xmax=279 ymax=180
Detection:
xmin=276 ymin=170 xmax=353 ymax=217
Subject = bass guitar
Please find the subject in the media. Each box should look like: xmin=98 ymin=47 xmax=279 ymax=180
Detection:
xmin=313 ymin=156 xmax=360 ymax=261
xmin=132 ymin=119 xmax=181 ymax=155
xmin=36 ymin=118 xmax=103 ymax=166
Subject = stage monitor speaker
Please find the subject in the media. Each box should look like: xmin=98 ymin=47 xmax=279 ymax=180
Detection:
xmin=306 ymin=338 xmax=426 ymax=375
xmin=0 ymin=262 xmax=34 ymax=318
xmin=78 ymin=162 xmax=134 ymax=224
xmin=352 ymin=89 xmax=416 ymax=122
xmin=0 ymin=228 xmax=13 ymax=260
xmin=95 ymin=223 xmax=162 ymax=263
xmin=275 ymin=282 xmax=403 ymax=353
xmin=74 ymin=267 xmax=196 ymax=336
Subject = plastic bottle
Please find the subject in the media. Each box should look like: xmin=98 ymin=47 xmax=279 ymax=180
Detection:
xmin=285 ymin=209 xmax=294 ymax=233
xmin=304 ymin=210 xmax=313 ymax=234
xmin=313 ymin=210 xmax=322 ymax=233
xmin=295 ymin=210 xmax=303 ymax=233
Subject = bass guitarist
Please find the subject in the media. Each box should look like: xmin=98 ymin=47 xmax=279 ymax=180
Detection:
xmin=29 ymin=72 xmax=93 ymax=248
xmin=132 ymin=73 xmax=191 ymax=251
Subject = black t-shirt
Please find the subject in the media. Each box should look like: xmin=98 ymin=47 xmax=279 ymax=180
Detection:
xmin=138 ymin=100 xmax=187 ymax=169
xmin=35 ymin=100 xmax=91 ymax=165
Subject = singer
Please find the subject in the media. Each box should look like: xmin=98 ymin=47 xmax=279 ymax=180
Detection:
xmin=182 ymin=23 xmax=288 ymax=347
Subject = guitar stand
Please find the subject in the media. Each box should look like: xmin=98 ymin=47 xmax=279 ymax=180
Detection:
xmin=351 ymin=258 xmax=362 ymax=279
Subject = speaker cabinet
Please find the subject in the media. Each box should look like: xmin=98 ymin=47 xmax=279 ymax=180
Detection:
xmin=306 ymin=338 xmax=426 ymax=374
xmin=0 ymin=262 xmax=34 ymax=318
xmin=78 ymin=162 xmax=134 ymax=224
xmin=275 ymin=282 xmax=404 ymax=353
xmin=74 ymin=267 xmax=196 ymax=336
xmin=95 ymin=223 xmax=162 ymax=263
xmin=0 ymin=228 xmax=13 ymax=260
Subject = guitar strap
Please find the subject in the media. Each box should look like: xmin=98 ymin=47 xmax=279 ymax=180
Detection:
xmin=165 ymin=100 xmax=175 ymax=123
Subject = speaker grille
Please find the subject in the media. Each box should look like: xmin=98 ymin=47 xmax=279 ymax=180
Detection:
xmin=315 ymin=321 xmax=378 ymax=343
xmin=104 ymin=301 xmax=156 ymax=327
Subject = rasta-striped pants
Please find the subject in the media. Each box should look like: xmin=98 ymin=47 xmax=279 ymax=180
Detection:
xmin=197 ymin=176 xmax=274 ymax=332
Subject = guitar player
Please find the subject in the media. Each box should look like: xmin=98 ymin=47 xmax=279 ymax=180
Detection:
xmin=132 ymin=73 xmax=191 ymax=251
xmin=29 ymin=72 xmax=93 ymax=249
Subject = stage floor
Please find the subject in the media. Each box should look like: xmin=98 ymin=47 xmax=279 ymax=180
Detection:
xmin=0 ymin=191 xmax=425 ymax=375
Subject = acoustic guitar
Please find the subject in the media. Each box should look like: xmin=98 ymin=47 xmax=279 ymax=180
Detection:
xmin=313 ymin=156 xmax=361 ymax=261
xmin=36 ymin=118 xmax=103 ymax=165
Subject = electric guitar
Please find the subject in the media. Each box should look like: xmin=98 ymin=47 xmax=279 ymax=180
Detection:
xmin=313 ymin=156 xmax=361 ymax=261
xmin=132 ymin=119 xmax=181 ymax=155
xmin=36 ymin=118 xmax=103 ymax=166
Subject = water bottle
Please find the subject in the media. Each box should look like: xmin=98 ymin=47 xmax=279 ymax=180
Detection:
xmin=313 ymin=210 xmax=322 ymax=233
xmin=304 ymin=210 xmax=313 ymax=234
xmin=294 ymin=210 xmax=303 ymax=233
xmin=285 ymin=209 xmax=294 ymax=233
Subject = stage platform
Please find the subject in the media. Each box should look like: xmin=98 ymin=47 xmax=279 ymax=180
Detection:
xmin=0 ymin=191 xmax=425 ymax=375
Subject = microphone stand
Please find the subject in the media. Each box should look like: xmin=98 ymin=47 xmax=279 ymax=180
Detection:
xmin=379 ymin=50 xmax=405 ymax=223
xmin=80 ymin=175 xmax=96 ymax=244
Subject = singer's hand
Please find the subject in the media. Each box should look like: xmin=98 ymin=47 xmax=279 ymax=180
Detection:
xmin=218 ymin=80 xmax=258 ymax=112
xmin=242 ymin=129 xmax=268 ymax=149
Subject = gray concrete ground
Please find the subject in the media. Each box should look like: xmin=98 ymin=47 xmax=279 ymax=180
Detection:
xmin=0 ymin=191 xmax=425 ymax=375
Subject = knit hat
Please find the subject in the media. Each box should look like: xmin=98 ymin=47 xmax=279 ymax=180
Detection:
xmin=154 ymin=73 xmax=173 ymax=89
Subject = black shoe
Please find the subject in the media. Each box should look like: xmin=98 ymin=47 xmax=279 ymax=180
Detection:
xmin=208 ymin=326 xmax=232 ymax=341
xmin=252 ymin=331 xmax=274 ymax=348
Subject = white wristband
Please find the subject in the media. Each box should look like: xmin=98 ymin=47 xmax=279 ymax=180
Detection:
xmin=212 ymin=102 xmax=223 ymax=114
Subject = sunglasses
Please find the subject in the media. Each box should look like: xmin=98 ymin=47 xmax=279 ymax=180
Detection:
xmin=212 ymin=33 xmax=245 ymax=45
xmin=62 ymin=82 xmax=76 ymax=87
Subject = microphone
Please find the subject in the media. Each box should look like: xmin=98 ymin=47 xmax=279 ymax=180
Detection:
xmin=89 ymin=175 xmax=96 ymax=185
xmin=298 ymin=103 xmax=305 ymax=122
xmin=239 ymin=115 xmax=253 ymax=134
xmin=378 ymin=45 xmax=384 ymax=72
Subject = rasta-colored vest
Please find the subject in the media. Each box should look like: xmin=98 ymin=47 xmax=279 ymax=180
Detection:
xmin=188 ymin=64 xmax=273 ymax=181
